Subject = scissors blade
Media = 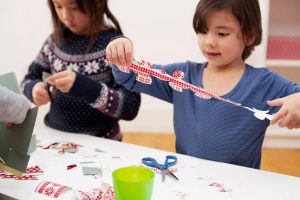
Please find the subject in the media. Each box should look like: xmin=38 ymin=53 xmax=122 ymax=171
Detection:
xmin=161 ymin=170 xmax=167 ymax=182
xmin=167 ymin=169 xmax=179 ymax=181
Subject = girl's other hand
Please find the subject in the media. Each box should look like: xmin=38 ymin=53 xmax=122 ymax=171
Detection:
xmin=47 ymin=69 xmax=76 ymax=93
xmin=267 ymin=92 xmax=300 ymax=129
xmin=106 ymin=37 xmax=133 ymax=67
xmin=32 ymin=82 xmax=50 ymax=106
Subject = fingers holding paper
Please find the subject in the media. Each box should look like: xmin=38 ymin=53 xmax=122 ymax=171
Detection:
xmin=106 ymin=37 xmax=134 ymax=67
xmin=267 ymin=92 xmax=300 ymax=129
xmin=32 ymin=82 xmax=50 ymax=106
xmin=47 ymin=69 xmax=76 ymax=93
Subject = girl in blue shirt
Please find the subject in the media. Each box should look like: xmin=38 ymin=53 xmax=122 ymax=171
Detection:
xmin=106 ymin=0 xmax=300 ymax=168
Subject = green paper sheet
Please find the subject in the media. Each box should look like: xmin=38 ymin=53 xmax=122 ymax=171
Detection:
xmin=0 ymin=72 xmax=38 ymax=175
xmin=82 ymin=166 xmax=102 ymax=175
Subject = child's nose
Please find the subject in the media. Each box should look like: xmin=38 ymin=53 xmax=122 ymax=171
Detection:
xmin=61 ymin=9 xmax=72 ymax=22
xmin=205 ymin=34 xmax=217 ymax=47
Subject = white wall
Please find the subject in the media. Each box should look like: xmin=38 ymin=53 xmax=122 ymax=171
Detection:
xmin=2 ymin=0 xmax=298 ymax=147
xmin=0 ymin=0 xmax=51 ymax=81
xmin=269 ymin=0 xmax=300 ymax=36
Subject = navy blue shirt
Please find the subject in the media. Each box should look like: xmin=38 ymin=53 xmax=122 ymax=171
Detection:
xmin=113 ymin=61 xmax=300 ymax=168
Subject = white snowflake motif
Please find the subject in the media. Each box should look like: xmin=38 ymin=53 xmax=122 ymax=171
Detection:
xmin=53 ymin=59 xmax=63 ymax=72
xmin=43 ymin=44 xmax=50 ymax=55
xmin=43 ymin=44 xmax=54 ymax=62
xmin=105 ymin=61 xmax=112 ymax=68
xmin=48 ymin=53 xmax=54 ymax=63
xmin=67 ymin=63 xmax=79 ymax=72
xmin=84 ymin=61 xmax=99 ymax=74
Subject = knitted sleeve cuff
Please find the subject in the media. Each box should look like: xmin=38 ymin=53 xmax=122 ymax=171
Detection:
xmin=69 ymin=73 xmax=102 ymax=103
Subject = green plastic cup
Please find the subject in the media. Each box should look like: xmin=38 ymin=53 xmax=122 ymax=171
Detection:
xmin=112 ymin=166 xmax=155 ymax=200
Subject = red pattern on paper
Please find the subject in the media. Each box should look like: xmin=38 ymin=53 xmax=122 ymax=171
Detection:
xmin=0 ymin=174 xmax=17 ymax=179
xmin=208 ymin=181 xmax=231 ymax=193
xmin=104 ymin=186 xmax=114 ymax=200
xmin=35 ymin=181 xmax=114 ymax=199
xmin=35 ymin=181 xmax=70 ymax=198
xmin=16 ymin=175 xmax=38 ymax=180
xmin=0 ymin=165 xmax=43 ymax=180
xmin=40 ymin=142 xmax=83 ymax=154
xmin=25 ymin=165 xmax=43 ymax=174
xmin=127 ymin=60 xmax=240 ymax=106
xmin=76 ymin=189 xmax=103 ymax=200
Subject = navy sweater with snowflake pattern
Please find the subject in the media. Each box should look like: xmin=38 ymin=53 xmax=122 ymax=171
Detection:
xmin=22 ymin=29 xmax=141 ymax=140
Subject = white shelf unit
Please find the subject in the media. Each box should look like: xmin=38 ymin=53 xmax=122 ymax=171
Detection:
xmin=263 ymin=0 xmax=300 ymax=147
xmin=265 ymin=0 xmax=300 ymax=84
xmin=266 ymin=60 xmax=300 ymax=68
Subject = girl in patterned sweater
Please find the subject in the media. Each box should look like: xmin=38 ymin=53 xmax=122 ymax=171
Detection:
xmin=22 ymin=0 xmax=141 ymax=140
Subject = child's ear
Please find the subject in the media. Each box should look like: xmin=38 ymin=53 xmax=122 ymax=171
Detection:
xmin=245 ymin=32 xmax=256 ymax=46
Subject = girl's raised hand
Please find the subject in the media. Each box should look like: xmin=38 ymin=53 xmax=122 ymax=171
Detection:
xmin=106 ymin=37 xmax=133 ymax=67
xmin=47 ymin=69 xmax=76 ymax=93
xmin=32 ymin=82 xmax=50 ymax=106
xmin=267 ymin=92 xmax=300 ymax=129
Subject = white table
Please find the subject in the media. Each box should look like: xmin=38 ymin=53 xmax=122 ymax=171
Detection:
xmin=1 ymin=124 xmax=300 ymax=200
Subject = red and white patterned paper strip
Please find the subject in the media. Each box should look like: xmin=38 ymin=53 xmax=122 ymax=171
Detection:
xmin=74 ymin=182 xmax=114 ymax=200
xmin=149 ymin=166 xmax=178 ymax=174
xmin=0 ymin=174 xmax=17 ymax=179
xmin=35 ymin=181 xmax=70 ymax=198
xmin=0 ymin=165 xmax=43 ymax=180
xmin=74 ymin=189 xmax=104 ymax=200
xmin=103 ymin=186 xmax=114 ymax=200
xmin=117 ymin=60 xmax=273 ymax=120
xmin=16 ymin=175 xmax=38 ymax=180
xmin=40 ymin=142 xmax=83 ymax=154
xmin=209 ymin=182 xmax=232 ymax=193
xmin=198 ymin=177 xmax=232 ymax=193
xmin=35 ymin=181 xmax=114 ymax=200
xmin=0 ymin=173 xmax=38 ymax=180
xmin=26 ymin=165 xmax=43 ymax=174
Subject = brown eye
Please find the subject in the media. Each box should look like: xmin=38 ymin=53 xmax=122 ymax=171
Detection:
xmin=218 ymin=32 xmax=229 ymax=37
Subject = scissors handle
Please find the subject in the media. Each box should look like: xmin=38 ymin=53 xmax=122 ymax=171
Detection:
xmin=142 ymin=157 xmax=165 ymax=169
xmin=142 ymin=155 xmax=177 ymax=170
xmin=164 ymin=155 xmax=177 ymax=168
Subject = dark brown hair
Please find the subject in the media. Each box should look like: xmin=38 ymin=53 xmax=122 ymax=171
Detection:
xmin=48 ymin=0 xmax=123 ymax=52
xmin=193 ymin=0 xmax=262 ymax=60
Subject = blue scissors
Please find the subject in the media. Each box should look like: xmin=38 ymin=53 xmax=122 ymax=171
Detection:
xmin=142 ymin=155 xmax=178 ymax=181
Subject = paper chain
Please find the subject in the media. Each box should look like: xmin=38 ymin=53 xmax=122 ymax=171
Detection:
xmin=117 ymin=60 xmax=273 ymax=121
